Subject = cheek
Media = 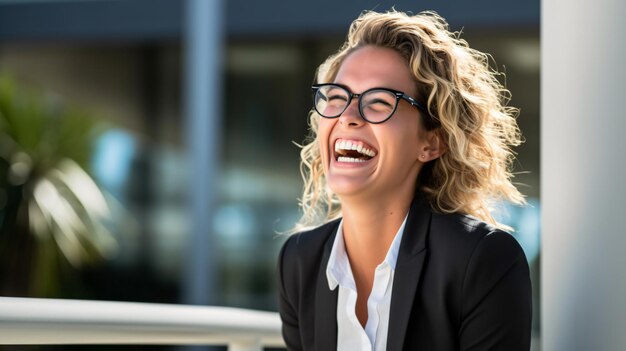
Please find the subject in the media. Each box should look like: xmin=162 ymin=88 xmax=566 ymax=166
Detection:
xmin=317 ymin=119 xmax=335 ymax=167
xmin=385 ymin=117 xmax=422 ymax=158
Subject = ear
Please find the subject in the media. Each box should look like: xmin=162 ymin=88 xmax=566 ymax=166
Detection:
xmin=418 ymin=130 xmax=446 ymax=163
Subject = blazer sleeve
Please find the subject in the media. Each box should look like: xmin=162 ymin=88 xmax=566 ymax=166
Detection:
xmin=458 ymin=230 xmax=533 ymax=351
xmin=277 ymin=235 xmax=303 ymax=351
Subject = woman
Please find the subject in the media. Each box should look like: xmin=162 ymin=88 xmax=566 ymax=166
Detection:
xmin=277 ymin=9 xmax=532 ymax=351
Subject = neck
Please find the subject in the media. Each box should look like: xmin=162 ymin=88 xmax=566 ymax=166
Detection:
xmin=339 ymin=188 xmax=414 ymax=267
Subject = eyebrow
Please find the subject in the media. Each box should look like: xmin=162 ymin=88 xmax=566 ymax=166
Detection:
xmin=332 ymin=81 xmax=411 ymax=95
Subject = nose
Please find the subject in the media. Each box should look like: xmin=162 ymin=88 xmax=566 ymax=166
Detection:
xmin=338 ymin=99 xmax=365 ymax=127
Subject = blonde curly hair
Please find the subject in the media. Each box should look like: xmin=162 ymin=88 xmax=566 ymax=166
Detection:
xmin=292 ymin=9 xmax=525 ymax=233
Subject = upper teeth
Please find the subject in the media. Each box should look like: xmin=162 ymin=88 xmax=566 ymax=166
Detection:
xmin=334 ymin=139 xmax=376 ymax=157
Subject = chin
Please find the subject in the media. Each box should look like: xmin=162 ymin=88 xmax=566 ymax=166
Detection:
xmin=327 ymin=176 xmax=373 ymax=199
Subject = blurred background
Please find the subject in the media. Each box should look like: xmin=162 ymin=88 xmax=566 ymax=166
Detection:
xmin=0 ymin=0 xmax=539 ymax=350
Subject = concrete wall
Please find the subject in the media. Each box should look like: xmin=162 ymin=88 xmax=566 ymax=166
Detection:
xmin=542 ymin=0 xmax=626 ymax=349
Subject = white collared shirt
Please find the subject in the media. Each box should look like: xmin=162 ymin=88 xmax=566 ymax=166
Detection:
xmin=326 ymin=215 xmax=408 ymax=351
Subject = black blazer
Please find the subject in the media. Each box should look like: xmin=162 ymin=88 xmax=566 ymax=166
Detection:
xmin=277 ymin=194 xmax=532 ymax=350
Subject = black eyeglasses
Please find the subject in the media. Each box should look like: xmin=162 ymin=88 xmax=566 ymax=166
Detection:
xmin=312 ymin=83 xmax=428 ymax=124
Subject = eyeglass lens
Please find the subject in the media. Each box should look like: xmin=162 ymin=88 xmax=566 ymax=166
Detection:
xmin=314 ymin=85 xmax=398 ymax=123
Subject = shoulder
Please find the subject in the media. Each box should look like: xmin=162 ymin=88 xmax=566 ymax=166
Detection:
xmin=426 ymin=211 xmax=528 ymax=293
xmin=279 ymin=219 xmax=340 ymax=264
xmin=426 ymin=212 xmax=531 ymax=317
xmin=429 ymin=211 xmax=523 ymax=258
xmin=281 ymin=219 xmax=340 ymax=256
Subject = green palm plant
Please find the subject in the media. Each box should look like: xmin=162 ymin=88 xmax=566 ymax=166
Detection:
xmin=0 ymin=76 xmax=117 ymax=297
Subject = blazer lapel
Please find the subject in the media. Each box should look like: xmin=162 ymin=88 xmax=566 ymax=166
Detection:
xmin=314 ymin=224 xmax=339 ymax=350
xmin=387 ymin=194 xmax=431 ymax=351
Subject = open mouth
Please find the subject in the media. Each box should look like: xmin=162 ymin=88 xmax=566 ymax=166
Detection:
xmin=334 ymin=138 xmax=377 ymax=163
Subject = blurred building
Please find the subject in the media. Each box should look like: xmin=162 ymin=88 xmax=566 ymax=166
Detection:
xmin=0 ymin=0 xmax=540 ymax=349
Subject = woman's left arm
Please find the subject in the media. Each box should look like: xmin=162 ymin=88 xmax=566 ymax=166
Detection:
xmin=277 ymin=236 xmax=303 ymax=351
xmin=459 ymin=230 xmax=533 ymax=351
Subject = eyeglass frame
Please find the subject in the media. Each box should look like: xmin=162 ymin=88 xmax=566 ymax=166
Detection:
xmin=311 ymin=83 xmax=430 ymax=124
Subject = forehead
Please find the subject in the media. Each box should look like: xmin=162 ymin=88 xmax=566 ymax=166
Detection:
xmin=334 ymin=45 xmax=415 ymax=94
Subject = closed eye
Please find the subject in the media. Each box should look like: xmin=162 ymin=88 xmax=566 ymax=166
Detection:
xmin=328 ymin=94 xmax=348 ymax=102
xmin=366 ymin=98 xmax=393 ymax=107
xmin=363 ymin=98 xmax=394 ymax=111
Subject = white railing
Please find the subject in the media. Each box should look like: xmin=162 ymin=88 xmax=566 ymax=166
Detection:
xmin=0 ymin=297 xmax=285 ymax=351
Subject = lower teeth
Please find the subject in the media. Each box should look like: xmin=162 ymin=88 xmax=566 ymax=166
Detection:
xmin=337 ymin=156 xmax=368 ymax=163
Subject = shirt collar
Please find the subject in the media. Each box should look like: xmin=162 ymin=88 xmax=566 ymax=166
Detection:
xmin=326 ymin=220 xmax=352 ymax=291
xmin=326 ymin=213 xmax=409 ymax=291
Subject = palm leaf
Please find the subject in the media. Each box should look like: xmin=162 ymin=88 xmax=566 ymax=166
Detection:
xmin=0 ymin=75 xmax=119 ymax=288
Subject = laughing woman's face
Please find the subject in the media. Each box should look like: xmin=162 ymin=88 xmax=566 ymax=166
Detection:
xmin=317 ymin=45 xmax=434 ymax=203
